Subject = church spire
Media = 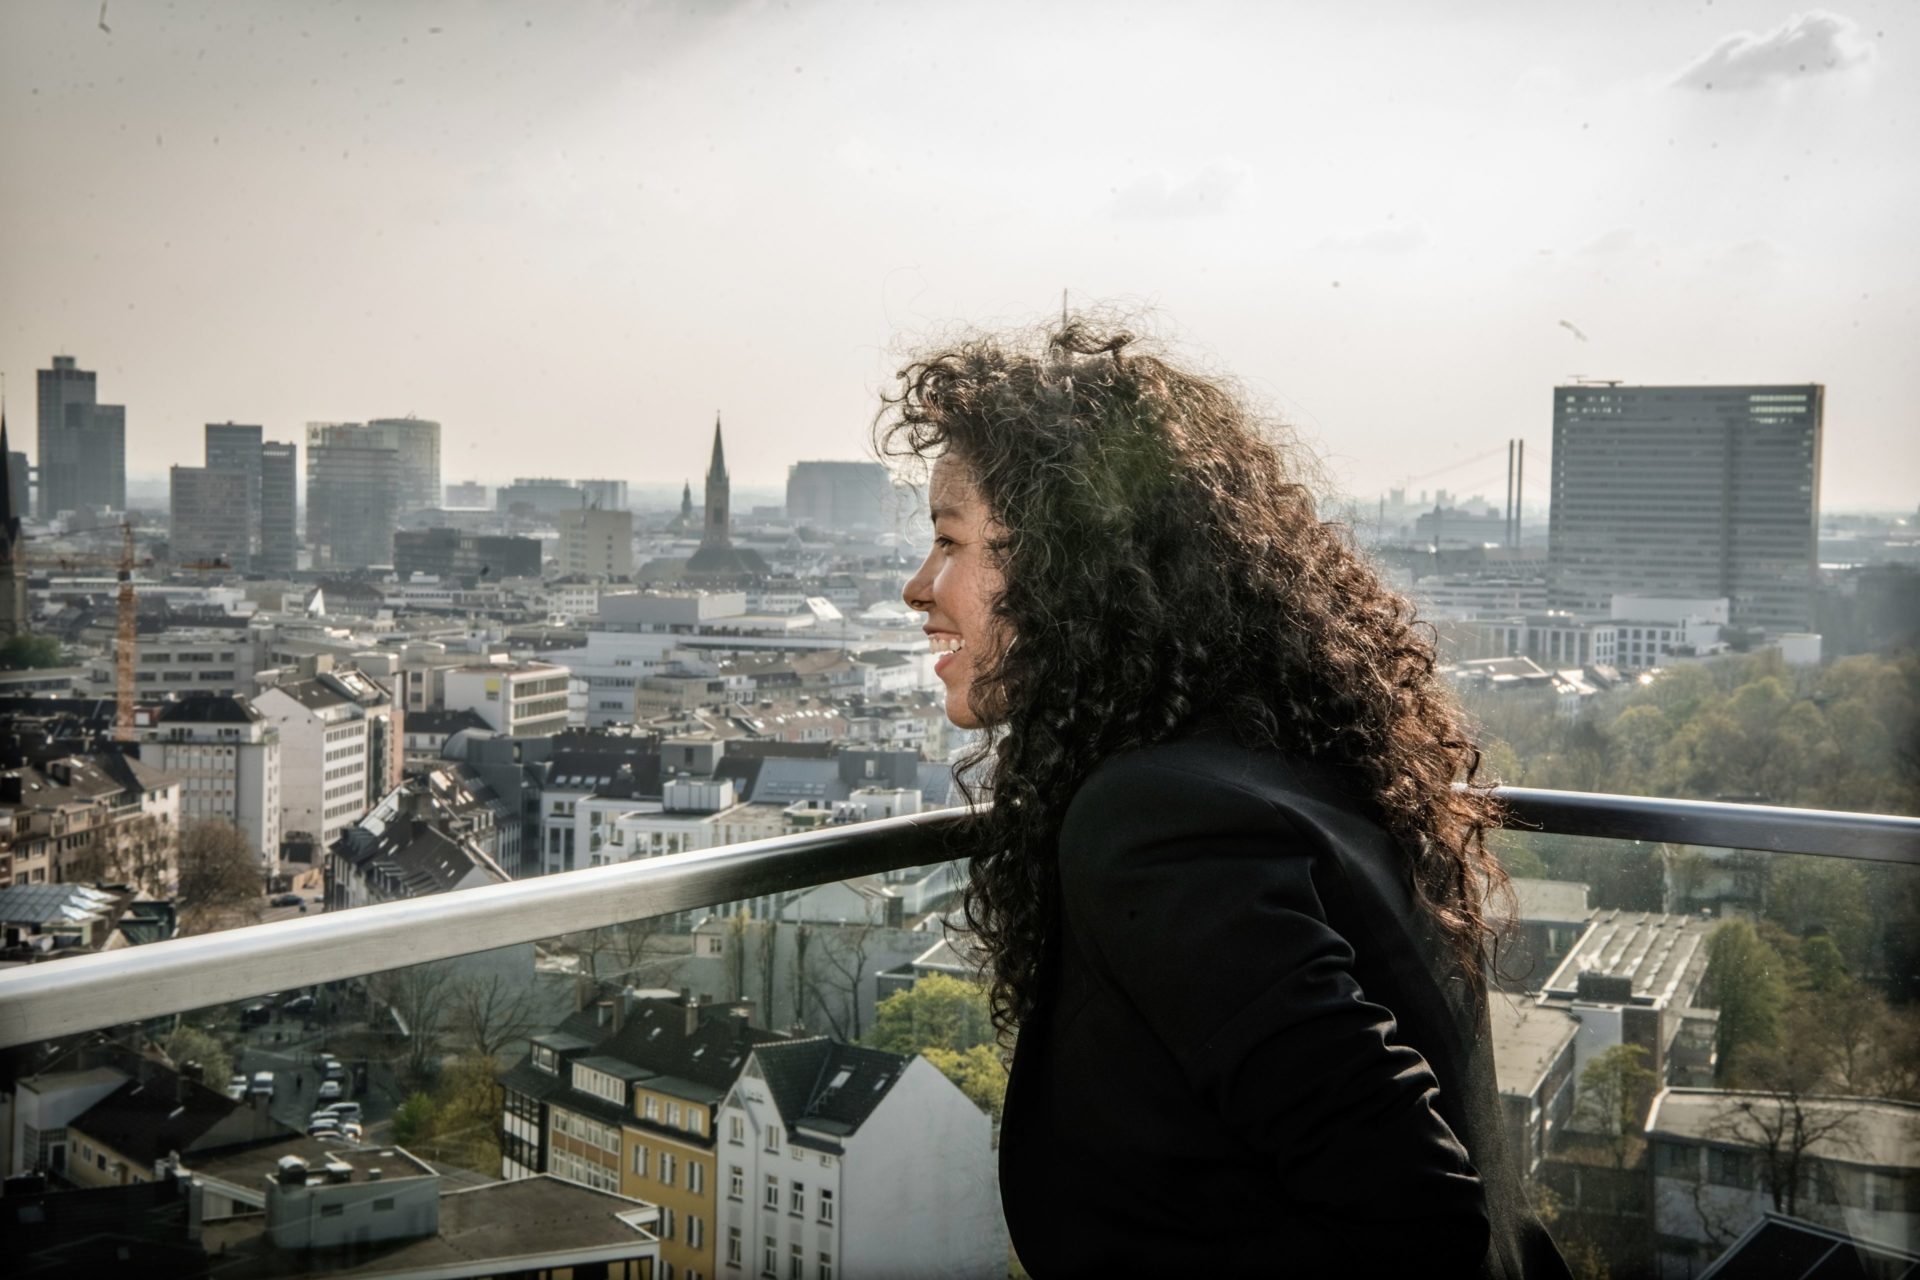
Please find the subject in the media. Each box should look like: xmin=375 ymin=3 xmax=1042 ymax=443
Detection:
xmin=700 ymin=412 xmax=732 ymax=550
xmin=708 ymin=411 xmax=728 ymax=484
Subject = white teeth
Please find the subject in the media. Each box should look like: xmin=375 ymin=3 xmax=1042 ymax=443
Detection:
xmin=928 ymin=636 xmax=966 ymax=654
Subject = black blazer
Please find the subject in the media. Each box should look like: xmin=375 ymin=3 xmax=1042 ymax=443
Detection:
xmin=998 ymin=728 xmax=1569 ymax=1277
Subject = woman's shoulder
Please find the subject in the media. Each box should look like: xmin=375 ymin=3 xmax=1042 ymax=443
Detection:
xmin=1066 ymin=720 xmax=1362 ymax=825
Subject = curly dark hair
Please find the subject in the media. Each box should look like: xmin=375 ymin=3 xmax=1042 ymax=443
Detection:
xmin=876 ymin=316 xmax=1510 ymax=1034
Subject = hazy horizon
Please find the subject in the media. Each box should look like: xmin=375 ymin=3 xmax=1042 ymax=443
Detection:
xmin=3 ymin=1 xmax=1915 ymax=509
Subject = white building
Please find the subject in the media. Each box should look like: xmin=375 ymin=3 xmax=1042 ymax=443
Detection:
xmin=1647 ymin=1088 xmax=1920 ymax=1278
xmin=254 ymin=668 xmax=398 ymax=850
xmin=717 ymin=1039 xmax=1003 ymax=1280
xmin=137 ymin=693 xmax=282 ymax=871
xmin=445 ymin=661 xmax=571 ymax=737
xmin=556 ymin=508 xmax=635 ymax=580
xmin=544 ymin=631 xmax=678 ymax=727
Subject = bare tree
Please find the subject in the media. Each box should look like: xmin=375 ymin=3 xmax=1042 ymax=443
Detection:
xmin=448 ymin=971 xmax=541 ymax=1060
xmin=176 ymin=819 xmax=264 ymax=934
xmin=563 ymin=914 xmax=676 ymax=988
xmin=801 ymin=920 xmax=879 ymax=1041
xmin=371 ymin=961 xmax=457 ymax=1085
xmin=723 ymin=909 xmax=750 ymax=1002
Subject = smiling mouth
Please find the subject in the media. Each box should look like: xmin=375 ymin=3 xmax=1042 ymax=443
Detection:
xmin=928 ymin=635 xmax=966 ymax=654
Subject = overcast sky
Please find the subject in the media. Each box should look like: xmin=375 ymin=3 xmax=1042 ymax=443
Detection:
xmin=2 ymin=0 xmax=1914 ymax=511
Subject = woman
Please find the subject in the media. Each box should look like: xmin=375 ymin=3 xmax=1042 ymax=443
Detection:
xmin=885 ymin=319 xmax=1569 ymax=1277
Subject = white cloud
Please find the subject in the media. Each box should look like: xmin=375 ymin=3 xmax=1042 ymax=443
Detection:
xmin=1321 ymin=220 xmax=1428 ymax=253
xmin=1673 ymin=10 xmax=1874 ymax=91
xmin=1110 ymin=159 xmax=1248 ymax=219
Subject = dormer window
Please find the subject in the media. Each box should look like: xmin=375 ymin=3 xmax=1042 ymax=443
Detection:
xmin=533 ymin=1045 xmax=557 ymax=1074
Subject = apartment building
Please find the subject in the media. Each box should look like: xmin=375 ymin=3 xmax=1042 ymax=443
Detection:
xmin=137 ymin=694 xmax=282 ymax=870
xmin=717 ymin=1038 xmax=1003 ymax=1279
xmin=503 ymin=991 xmax=786 ymax=1280
xmin=254 ymin=668 xmax=398 ymax=849
xmin=0 ymin=753 xmax=181 ymax=896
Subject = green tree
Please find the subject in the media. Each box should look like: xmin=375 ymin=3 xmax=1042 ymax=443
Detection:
xmin=161 ymin=1025 xmax=233 ymax=1089
xmin=1763 ymin=859 xmax=1872 ymax=970
xmin=922 ymin=1044 xmax=1008 ymax=1125
xmin=866 ymin=973 xmax=995 ymax=1056
xmin=0 ymin=631 xmax=62 ymax=670
xmin=392 ymin=1092 xmax=436 ymax=1144
xmin=1576 ymin=1044 xmax=1659 ymax=1170
xmin=1705 ymin=920 xmax=1788 ymax=1081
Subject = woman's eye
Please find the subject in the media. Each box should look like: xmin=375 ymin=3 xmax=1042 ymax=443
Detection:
xmin=934 ymin=535 xmax=956 ymax=550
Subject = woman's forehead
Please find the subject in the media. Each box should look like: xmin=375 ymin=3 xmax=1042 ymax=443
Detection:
xmin=928 ymin=456 xmax=982 ymax=517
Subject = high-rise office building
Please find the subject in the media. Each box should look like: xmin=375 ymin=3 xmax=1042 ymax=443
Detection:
xmin=305 ymin=423 xmax=400 ymax=570
xmin=786 ymin=460 xmax=891 ymax=531
xmin=203 ymin=422 xmax=264 ymax=567
xmin=258 ymin=441 xmax=298 ymax=575
xmin=36 ymin=354 xmax=126 ymax=517
xmin=169 ymin=466 xmax=253 ymax=567
xmin=1547 ymin=384 xmax=1823 ymax=632
xmin=364 ymin=417 xmax=441 ymax=517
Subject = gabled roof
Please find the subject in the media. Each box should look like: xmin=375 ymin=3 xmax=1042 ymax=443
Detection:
xmin=594 ymin=998 xmax=787 ymax=1101
xmin=750 ymin=1039 xmax=909 ymax=1142
xmin=70 ymin=1074 xmax=282 ymax=1165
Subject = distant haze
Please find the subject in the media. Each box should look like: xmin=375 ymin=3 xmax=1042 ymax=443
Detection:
xmin=2 ymin=1 xmax=1914 ymax=509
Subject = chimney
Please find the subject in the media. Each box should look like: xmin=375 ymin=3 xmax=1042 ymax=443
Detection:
xmin=573 ymin=973 xmax=592 ymax=1013
xmin=612 ymin=995 xmax=627 ymax=1033
xmin=685 ymin=994 xmax=701 ymax=1037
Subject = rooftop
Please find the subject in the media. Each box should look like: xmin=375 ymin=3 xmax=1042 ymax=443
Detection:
xmin=1647 ymin=1088 xmax=1920 ymax=1171
xmin=1540 ymin=908 xmax=1712 ymax=1007
xmin=197 ymin=1175 xmax=658 ymax=1279
xmin=1488 ymin=995 xmax=1580 ymax=1097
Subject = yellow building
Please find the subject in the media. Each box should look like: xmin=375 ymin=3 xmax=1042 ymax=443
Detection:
xmin=508 ymin=992 xmax=786 ymax=1280
xmin=623 ymin=1081 xmax=720 ymax=1280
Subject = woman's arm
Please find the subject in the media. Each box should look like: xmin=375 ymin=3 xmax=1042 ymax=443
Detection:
xmin=1058 ymin=752 xmax=1491 ymax=1268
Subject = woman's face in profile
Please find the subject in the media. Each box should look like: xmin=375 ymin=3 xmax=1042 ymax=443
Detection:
xmin=902 ymin=455 xmax=1005 ymax=730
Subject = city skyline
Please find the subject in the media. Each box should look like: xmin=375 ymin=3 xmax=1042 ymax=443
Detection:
xmin=1 ymin=1 xmax=1915 ymax=508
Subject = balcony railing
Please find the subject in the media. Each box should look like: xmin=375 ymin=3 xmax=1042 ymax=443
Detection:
xmin=0 ymin=786 xmax=1914 ymax=1051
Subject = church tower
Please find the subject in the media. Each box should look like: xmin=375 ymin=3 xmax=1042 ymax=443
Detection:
xmin=0 ymin=412 xmax=29 ymax=637
xmin=701 ymin=412 xmax=731 ymax=549
xmin=680 ymin=480 xmax=694 ymax=525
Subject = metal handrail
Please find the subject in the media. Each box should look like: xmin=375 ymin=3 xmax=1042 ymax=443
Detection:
xmin=0 ymin=788 xmax=1913 ymax=1051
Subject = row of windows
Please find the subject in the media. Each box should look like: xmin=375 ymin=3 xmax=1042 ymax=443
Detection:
xmin=551 ymin=1146 xmax=620 ymax=1193
xmin=631 ymin=1144 xmax=706 ymax=1194
xmin=736 ymin=1170 xmax=833 ymax=1224
xmin=640 ymin=1094 xmax=708 ymax=1135
xmin=723 ymin=1231 xmax=833 ymax=1280
xmin=653 ymin=1205 xmax=705 ymax=1248
xmin=552 ymin=1108 xmax=621 ymax=1154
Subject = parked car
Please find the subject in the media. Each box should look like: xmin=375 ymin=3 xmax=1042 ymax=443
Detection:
xmin=317 ymin=1101 xmax=362 ymax=1125
xmin=250 ymin=1070 xmax=274 ymax=1097
xmin=281 ymin=994 xmax=316 ymax=1014
xmin=226 ymin=1074 xmax=248 ymax=1100
xmin=319 ymin=1056 xmax=346 ymax=1081
xmin=317 ymin=1079 xmax=343 ymax=1101
xmin=240 ymin=1003 xmax=271 ymax=1027
xmin=307 ymin=1117 xmax=340 ymax=1137
xmin=269 ymin=893 xmax=304 ymax=908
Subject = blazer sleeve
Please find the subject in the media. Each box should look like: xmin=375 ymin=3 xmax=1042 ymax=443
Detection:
xmin=1058 ymin=755 xmax=1491 ymax=1269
